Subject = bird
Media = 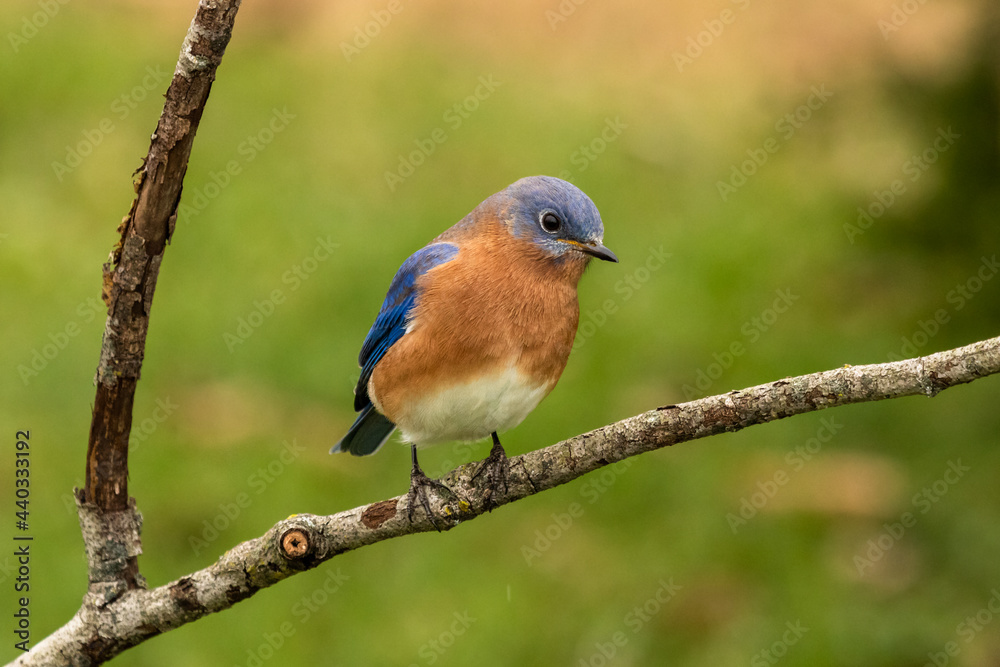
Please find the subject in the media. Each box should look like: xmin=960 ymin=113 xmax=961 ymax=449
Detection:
xmin=331 ymin=175 xmax=617 ymax=526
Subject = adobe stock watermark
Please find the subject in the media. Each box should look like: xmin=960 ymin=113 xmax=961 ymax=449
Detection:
xmin=682 ymin=288 xmax=799 ymax=399
xmin=573 ymin=244 xmax=669 ymax=351
xmin=50 ymin=66 xmax=170 ymax=182
xmin=555 ymin=117 xmax=628 ymax=184
xmin=716 ymin=84 xmax=833 ymax=202
xmin=129 ymin=396 xmax=179 ymax=452
xmin=923 ymin=588 xmax=1000 ymax=667
xmin=887 ymin=254 xmax=998 ymax=361
xmin=672 ymin=0 xmax=752 ymax=73
xmin=7 ymin=0 xmax=70 ymax=53
xmin=844 ymin=126 xmax=960 ymax=243
xmin=521 ymin=458 xmax=634 ymax=566
xmin=726 ymin=417 xmax=845 ymax=534
xmin=854 ymin=459 xmax=970 ymax=576
xmin=188 ymin=439 xmax=307 ymax=555
xmin=340 ymin=0 xmax=410 ymax=61
xmin=384 ymin=75 xmax=502 ymax=192
xmin=57 ymin=395 xmax=178 ymax=515
xmin=408 ymin=610 xmax=477 ymax=666
xmin=545 ymin=0 xmax=589 ymax=31
xmin=178 ymin=107 xmax=296 ymax=225
xmin=576 ymin=578 xmax=682 ymax=666
xmin=17 ymin=296 xmax=104 ymax=386
xmin=223 ymin=236 xmax=339 ymax=352
xmin=236 ymin=567 xmax=350 ymax=667
xmin=878 ymin=0 xmax=930 ymax=39
xmin=61 ymin=397 xmax=178 ymax=513
xmin=750 ymin=621 xmax=809 ymax=667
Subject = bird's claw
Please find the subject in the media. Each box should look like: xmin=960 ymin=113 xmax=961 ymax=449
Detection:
xmin=406 ymin=467 xmax=453 ymax=532
xmin=473 ymin=434 xmax=511 ymax=512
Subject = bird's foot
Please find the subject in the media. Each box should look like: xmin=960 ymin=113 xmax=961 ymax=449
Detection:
xmin=406 ymin=460 xmax=453 ymax=532
xmin=472 ymin=433 xmax=511 ymax=512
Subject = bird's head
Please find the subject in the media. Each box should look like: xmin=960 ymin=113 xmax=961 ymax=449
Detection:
xmin=501 ymin=176 xmax=618 ymax=265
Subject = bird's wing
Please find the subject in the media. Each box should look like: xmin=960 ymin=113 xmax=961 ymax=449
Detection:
xmin=353 ymin=242 xmax=459 ymax=411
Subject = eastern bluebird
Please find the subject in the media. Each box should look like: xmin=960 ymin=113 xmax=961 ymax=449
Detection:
xmin=331 ymin=175 xmax=617 ymax=524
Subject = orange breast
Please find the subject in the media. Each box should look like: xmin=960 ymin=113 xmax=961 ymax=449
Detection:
xmin=369 ymin=223 xmax=588 ymax=437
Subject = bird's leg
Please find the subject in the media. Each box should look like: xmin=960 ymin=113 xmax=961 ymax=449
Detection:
xmin=407 ymin=444 xmax=453 ymax=531
xmin=473 ymin=432 xmax=512 ymax=512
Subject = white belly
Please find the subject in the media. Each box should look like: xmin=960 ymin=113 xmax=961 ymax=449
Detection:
xmin=393 ymin=365 xmax=551 ymax=445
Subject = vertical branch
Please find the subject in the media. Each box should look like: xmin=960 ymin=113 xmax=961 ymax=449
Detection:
xmin=83 ymin=0 xmax=242 ymax=589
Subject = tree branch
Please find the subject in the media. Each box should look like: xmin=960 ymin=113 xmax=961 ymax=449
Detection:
xmin=15 ymin=336 xmax=1000 ymax=665
xmin=86 ymin=0 xmax=239 ymax=514
xmin=29 ymin=1 xmax=241 ymax=665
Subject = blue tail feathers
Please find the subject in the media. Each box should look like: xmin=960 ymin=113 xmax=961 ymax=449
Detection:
xmin=331 ymin=404 xmax=396 ymax=456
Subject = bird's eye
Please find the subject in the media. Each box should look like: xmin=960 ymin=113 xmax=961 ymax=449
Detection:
xmin=540 ymin=212 xmax=562 ymax=234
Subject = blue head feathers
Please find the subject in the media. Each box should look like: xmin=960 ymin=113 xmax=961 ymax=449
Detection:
xmin=502 ymin=176 xmax=618 ymax=263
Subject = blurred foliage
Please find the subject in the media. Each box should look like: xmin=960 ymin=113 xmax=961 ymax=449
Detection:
xmin=2 ymin=0 xmax=999 ymax=665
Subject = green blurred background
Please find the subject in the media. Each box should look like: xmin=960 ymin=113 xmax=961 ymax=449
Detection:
xmin=3 ymin=0 xmax=1000 ymax=664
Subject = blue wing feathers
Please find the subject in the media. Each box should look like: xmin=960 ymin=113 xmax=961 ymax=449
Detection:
xmin=354 ymin=309 xmax=409 ymax=411
xmin=358 ymin=297 xmax=411 ymax=368
xmin=338 ymin=242 xmax=459 ymax=453
xmin=353 ymin=243 xmax=459 ymax=406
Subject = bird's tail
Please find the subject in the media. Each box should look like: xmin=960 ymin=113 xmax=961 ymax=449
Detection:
xmin=330 ymin=404 xmax=396 ymax=456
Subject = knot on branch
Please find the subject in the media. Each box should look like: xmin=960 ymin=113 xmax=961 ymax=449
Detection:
xmin=274 ymin=516 xmax=330 ymax=570
xmin=280 ymin=528 xmax=311 ymax=560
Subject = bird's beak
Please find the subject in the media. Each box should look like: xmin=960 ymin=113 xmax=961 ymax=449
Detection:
xmin=564 ymin=239 xmax=619 ymax=263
